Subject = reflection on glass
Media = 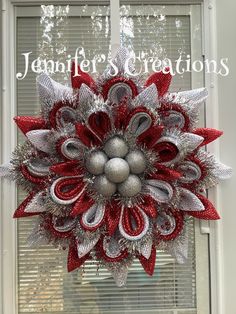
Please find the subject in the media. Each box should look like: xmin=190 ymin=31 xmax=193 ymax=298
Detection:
xmin=120 ymin=5 xmax=191 ymax=91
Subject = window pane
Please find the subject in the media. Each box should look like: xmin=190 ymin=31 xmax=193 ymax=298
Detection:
xmin=16 ymin=4 xmax=200 ymax=314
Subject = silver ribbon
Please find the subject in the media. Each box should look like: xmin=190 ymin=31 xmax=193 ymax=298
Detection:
xmin=27 ymin=157 xmax=51 ymax=177
xmin=177 ymin=187 xmax=204 ymax=211
xmin=177 ymin=160 xmax=202 ymax=183
xmin=26 ymin=129 xmax=52 ymax=153
xmin=61 ymin=138 xmax=83 ymax=160
xmin=127 ymin=112 xmax=153 ymax=136
xmin=81 ymin=203 xmax=105 ymax=229
xmin=77 ymin=233 xmax=100 ymax=258
xmin=144 ymin=179 xmax=173 ymax=203
xmin=24 ymin=190 xmax=47 ymax=213
xmin=119 ymin=207 xmax=149 ymax=241
xmin=133 ymin=83 xmax=159 ymax=109
xmin=52 ymin=216 xmax=77 ymax=232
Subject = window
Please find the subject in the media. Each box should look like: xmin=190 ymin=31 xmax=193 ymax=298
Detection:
xmin=1 ymin=1 xmax=210 ymax=314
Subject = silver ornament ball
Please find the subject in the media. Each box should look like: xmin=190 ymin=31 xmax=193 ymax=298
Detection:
xmin=104 ymin=136 xmax=129 ymax=158
xmin=125 ymin=150 xmax=147 ymax=174
xmin=86 ymin=150 xmax=108 ymax=175
xmin=93 ymin=175 xmax=117 ymax=197
xmin=118 ymin=174 xmax=142 ymax=197
xmin=104 ymin=158 xmax=130 ymax=183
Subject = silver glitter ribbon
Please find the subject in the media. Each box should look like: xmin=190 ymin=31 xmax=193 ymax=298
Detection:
xmin=177 ymin=187 xmax=204 ymax=211
xmin=133 ymin=83 xmax=159 ymax=110
xmin=26 ymin=157 xmax=51 ymax=177
xmin=81 ymin=203 xmax=105 ymax=229
xmin=24 ymin=190 xmax=47 ymax=213
xmin=144 ymin=179 xmax=173 ymax=203
xmin=26 ymin=129 xmax=52 ymax=154
xmin=37 ymin=73 xmax=73 ymax=113
xmin=61 ymin=138 xmax=83 ymax=160
xmin=127 ymin=111 xmax=153 ymax=136
xmin=77 ymin=233 xmax=100 ymax=258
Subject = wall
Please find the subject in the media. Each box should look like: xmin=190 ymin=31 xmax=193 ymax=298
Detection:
xmin=216 ymin=0 xmax=236 ymax=313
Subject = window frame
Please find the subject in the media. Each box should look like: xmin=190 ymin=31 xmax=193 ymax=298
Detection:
xmin=0 ymin=1 xmax=222 ymax=314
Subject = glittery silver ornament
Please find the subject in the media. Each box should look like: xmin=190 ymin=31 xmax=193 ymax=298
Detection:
xmin=104 ymin=136 xmax=129 ymax=158
xmin=86 ymin=150 xmax=108 ymax=175
xmin=104 ymin=158 xmax=130 ymax=183
xmin=118 ymin=174 xmax=142 ymax=197
xmin=125 ymin=150 xmax=147 ymax=174
xmin=93 ymin=175 xmax=117 ymax=197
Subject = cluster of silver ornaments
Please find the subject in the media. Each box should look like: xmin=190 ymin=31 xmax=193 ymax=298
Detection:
xmin=85 ymin=136 xmax=147 ymax=198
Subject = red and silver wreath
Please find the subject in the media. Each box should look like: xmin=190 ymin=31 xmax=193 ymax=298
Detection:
xmin=0 ymin=48 xmax=232 ymax=286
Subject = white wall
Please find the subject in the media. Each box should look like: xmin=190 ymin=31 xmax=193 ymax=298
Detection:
xmin=216 ymin=0 xmax=236 ymax=312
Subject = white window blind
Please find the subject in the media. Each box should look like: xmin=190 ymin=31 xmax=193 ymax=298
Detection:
xmin=16 ymin=5 xmax=201 ymax=314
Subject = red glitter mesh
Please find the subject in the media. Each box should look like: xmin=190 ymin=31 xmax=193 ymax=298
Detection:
xmin=88 ymin=111 xmax=111 ymax=140
xmin=50 ymin=161 xmax=83 ymax=176
xmin=105 ymin=201 xmax=122 ymax=236
xmin=185 ymin=193 xmax=220 ymax=220
xmin=140 ymin=195 xmax=158 ymax=218
xmin=71 ymin=62 xmax=96 ymax=91
xmin=13 ymin=193 xmax=39 ymax=218
xmin=67 ymin=240 xmax=90 ymax=272
xmin=156 ymin=209 xmax=184 ymax=241
xmin=193 ymin=128 xmax=223 ymax=146
xmin=138 ymin=246 xmax=156 ymax=276
xmin=153 ymin=142 xmax=179 ymax=162
xmin=70 ymin=192 xmax=94 ymax=217
xmin=21 ymin=165 xmax=49 ymax=185
xmin=121 ymin=207 xmax=145 ymax=237
xmin=14 ymin=116 xmax=46 ymax=135
xmin=102 ymin=76 xmax=138 ymax=100
xmin=145 ymin=69 xmax=172 ymax=97
xmin=137 ymin=125 xmax=164 ymax=148
xmin=54 ymin=178 xmax=84 ymax=201
xmin=76 ymin=123 xmax=101 ymax=147
xmin=150 ymin=164 xmax=182 ymax=181
xmin=43 ymin=214 xmax=73 ymax=239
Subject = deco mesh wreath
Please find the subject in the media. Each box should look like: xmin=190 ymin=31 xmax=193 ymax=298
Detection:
xmin=0 ymin=48 xmax=232 ymax=286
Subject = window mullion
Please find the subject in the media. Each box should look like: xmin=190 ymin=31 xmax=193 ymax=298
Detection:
xmin=110 ymin=0 xmax=120 ymax=56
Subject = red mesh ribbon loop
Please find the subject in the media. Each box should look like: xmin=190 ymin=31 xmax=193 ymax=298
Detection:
xmin=137 ymin=125 xmax=164 ymax=148
xmin=76 ymin=123 xmax=101 ymax=147
xmin=71 ymin=191 xmax=95 ymax=217
xmin=67 ymin=240 xmax=90 ymax=272
xmin=88 ymin=111 xmax=111 ymax=140
xmin=71 ymin=62 xmax=96 ymax=90
xmin=154 ymin=142 xmax=179 ymax=162
xmin=106 ymin=201 xmax=122 ymax=235
xmin=121 ymin=207 xmax=145 ymax=237
xmin=54 ymin=177 xmax=83 ymax=201
xmin=102 ymin=77 xmax=138 ymax=100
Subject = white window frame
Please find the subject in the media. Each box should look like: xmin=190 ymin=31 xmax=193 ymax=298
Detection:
xmin=0 ymin=1 xmax=223 ymax=314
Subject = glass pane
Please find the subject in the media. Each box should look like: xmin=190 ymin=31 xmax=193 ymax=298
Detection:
xmin=16 ymin=4 xmax=200 ymax=314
